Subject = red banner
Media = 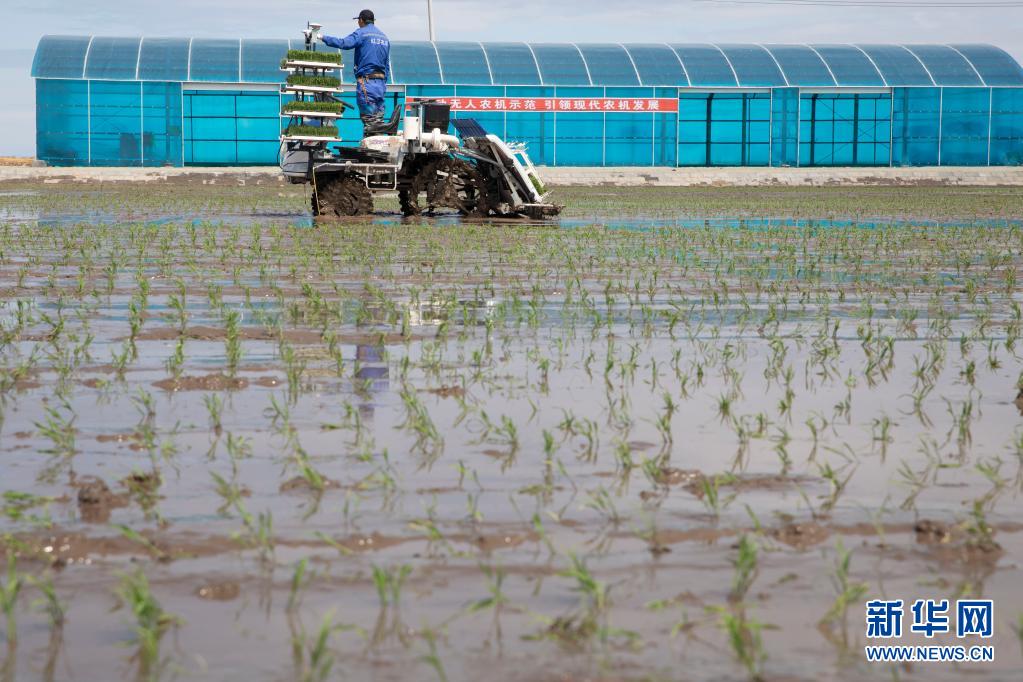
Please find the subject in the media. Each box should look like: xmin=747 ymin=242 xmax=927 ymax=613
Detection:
xmin=407 ymin=96 xmax=678 ymax=113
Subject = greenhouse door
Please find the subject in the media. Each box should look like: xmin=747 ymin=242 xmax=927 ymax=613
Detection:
xmin=798 ymin=93 xmax=892 ymax=166
xmin=183 ymin=86 xmax=282 ymax=165
xmin=677 ymin=93 xmax=771 ymax=166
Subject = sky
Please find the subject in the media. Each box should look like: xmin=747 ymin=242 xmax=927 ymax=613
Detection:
xmin=3 ymin=0 xmax=1023 ymax=156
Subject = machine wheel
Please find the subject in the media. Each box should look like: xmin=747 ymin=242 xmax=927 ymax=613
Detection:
xmin=482 ymin=172 xmax=519 ymax=219
xmin=401 ymin=157 xmax=489 ymax=217
xmin=398 ymin=188 xmax=416 ymax=216
xmin=397 ymin=157 xmax=429 ymax=216
xmin=312 ymin=173 xmax=373 ymax=218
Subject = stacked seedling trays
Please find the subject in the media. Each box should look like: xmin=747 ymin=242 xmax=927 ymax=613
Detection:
xmin=280 ymin=50 xmax=345 ymax=144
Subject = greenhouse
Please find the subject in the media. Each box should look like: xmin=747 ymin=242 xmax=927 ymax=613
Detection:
xmin=31 ymin=36 xmax=1023 ymax=167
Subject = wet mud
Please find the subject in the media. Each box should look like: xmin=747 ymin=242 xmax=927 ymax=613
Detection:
xmin=1 ymin=182 xmax=1023 ymax=681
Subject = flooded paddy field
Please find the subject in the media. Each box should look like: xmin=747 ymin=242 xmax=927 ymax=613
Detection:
xmin=1 ymin=180 xmax=1023 ymax=681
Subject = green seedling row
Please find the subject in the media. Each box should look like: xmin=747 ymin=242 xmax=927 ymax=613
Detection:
xmin=281 ymin=101 xmax=345 ymax=114
xmin=284 ymin=124 xmax=339 ymax=138
xmin=283 ymin=49 xmax=342 ymax=65
xmin=286 ymin=75 xmax=342 ymax=89
xmin=530 ymin=175 xmax=547 ymax=196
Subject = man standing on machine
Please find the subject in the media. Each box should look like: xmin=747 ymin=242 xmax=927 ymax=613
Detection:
xmin=318 ymin=10 xmax=390 ymax=137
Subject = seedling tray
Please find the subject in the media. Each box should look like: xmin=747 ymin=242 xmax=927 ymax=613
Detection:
xmin=281 ymin=61 xmax=341 ymax=71
xmin=283 ymin=85 xmax=345 ymax=94
xmin=281 ymin=135 xmax=340 ymax=142
xmin=280 ymin=111 xmax=344 ymax=119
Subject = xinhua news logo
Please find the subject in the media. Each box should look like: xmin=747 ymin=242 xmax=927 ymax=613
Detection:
xmin=863 ymin=599 xmax=994 ymax=663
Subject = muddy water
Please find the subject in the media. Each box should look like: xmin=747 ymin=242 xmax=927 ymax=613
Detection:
xmin=6 ymin=202 xmax=1023 ymax=232
xmin=1 ymin=188 xmax=1022 ymax=681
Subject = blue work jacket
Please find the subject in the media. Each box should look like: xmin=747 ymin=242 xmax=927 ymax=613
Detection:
xmin=322 ymin=24 xmax=390 ymax=80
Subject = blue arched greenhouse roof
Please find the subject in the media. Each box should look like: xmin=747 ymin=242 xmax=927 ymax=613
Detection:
xmin=32 ymin=36 xmax=1023 ymax=88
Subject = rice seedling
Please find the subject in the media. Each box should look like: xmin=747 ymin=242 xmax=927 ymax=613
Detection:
xmin=964 ymin=500 xmax=1000 ymax=552
xmin=285 ymin=124 xmax=340 ymax=139
xmin=419 ymin=626 xmax=449 ymax=682
xmin=165 ymin=336 xmax=185 ymax=379
xmin=27 ymin=573 xmax=65 ymax=629
xmin=166 ymin=289 xmax=187 ymax=334
xmin=1 ymin=491 xmax=53 ymax=526
xmin=539 ymin=552 xmax=614 ymax=645
xmin=700 ymin=475 xmax=737 ymax=518
xmin=224 ymin=310 xmax=243 ymax=375
xmin=285 ymin=75 xmax=341 ymax=88
xmin=292 ymin=611 xmax=340 ymax=682
xmin=231 ymin=499 xmax=275 ymax=562
xmin=817 ymin=460 xmax=856 ymax=512
xmin=407 ymin=516 xmax=454 ymax=556
xmin=34 ymin=403 xmax=76 ymax=459
xmin=399 ymin=385 xmax=444 ymax=457
xmin=583 ymin=486 xmax=620 ymax=525
xmin=133 ymin=387 xmax=157 ymax=420
xmin=3 ymin=182 xmax=1023 ymax=680
xmin=295 ymin=454 xmax=328 ymax=490
xmin=279 ymin=342 xmax=308 ymax=402
xmin=709 ymin=604 xmax=768 ymax=682
xmin=465 ymin=564 xmax=509 ymax=615
xmin=115 ymin=569 xmax=180 ymax=678
xmin=116 ymin=523 xmax=171 ymax=563
xmin=612 ymin=439 xmax=635 ymax=478
xmin=25 ymin=570 xmax=65 ymax=680
xmin=110 ymin=340 xmax=133 ymax=378
xmin=288 ymin=558 xmax=312 ymax=611
xmin=495 ymin=415 xmax=519 ymax=455
xmin=225 ymin=432 xmax=253 ymax=460
xmin=730 ymin=535 xmax=758 ymax=602
xmin=1 ymin=551 xmax=22 ymax=643
xmin=371 ymin=564 xmax=412 ymax=610
xmin=210 ymin=471 xmax=245 ymax=514
xmin=819 ymin=540 xmax=868 ymax=627
xmin=281 ymin=100 xmax=344 ymax=114
xmin=204 ymin=393 xmax=224 ymax=435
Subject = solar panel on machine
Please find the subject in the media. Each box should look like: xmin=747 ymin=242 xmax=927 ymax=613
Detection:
xmin=452 ymin=118 xmax=489 ymax=139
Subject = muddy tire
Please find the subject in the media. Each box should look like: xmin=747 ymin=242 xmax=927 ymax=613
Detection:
xmin=313 ymin=174 xmax=373 ymax=218
xmin=398 ymin=188 xmax=416 ymax=217
xmin=401 ymin=157 xmax=489 ymax=217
